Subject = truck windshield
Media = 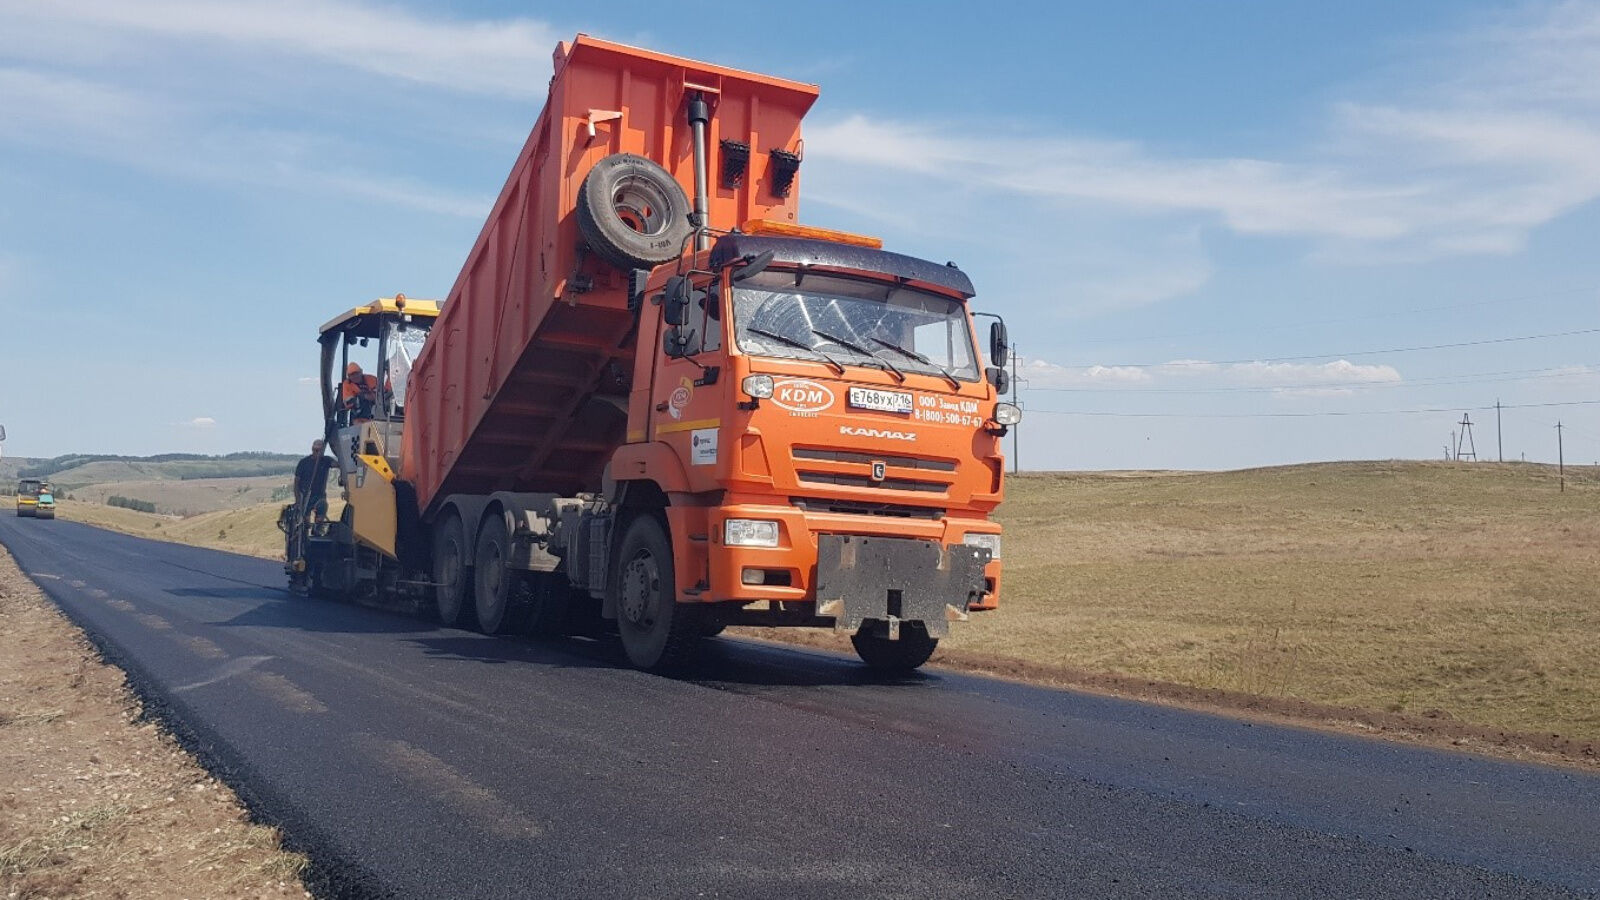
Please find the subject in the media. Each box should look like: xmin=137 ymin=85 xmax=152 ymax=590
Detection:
xmin=731 ymin=270 xmax=978 ymax=381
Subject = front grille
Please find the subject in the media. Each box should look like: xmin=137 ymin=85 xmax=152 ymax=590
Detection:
xmin=792 ymin=447 xmax=957 ymax=472
xmin=797 ymin=470 xmax=946 ymax=493
xmin=791 ymin=497 xmax=944 ymax=520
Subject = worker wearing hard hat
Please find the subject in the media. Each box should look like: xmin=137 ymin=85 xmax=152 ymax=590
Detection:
xmin=341 ymin=363 xmax=380 ymax=421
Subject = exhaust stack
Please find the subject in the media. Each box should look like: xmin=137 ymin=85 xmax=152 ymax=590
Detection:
xmin=687 ymin=91 xmax=710 ymax=251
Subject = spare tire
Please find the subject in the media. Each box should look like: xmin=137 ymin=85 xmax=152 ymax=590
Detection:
xmin=576 ymin=153 xmax=693 ymax=270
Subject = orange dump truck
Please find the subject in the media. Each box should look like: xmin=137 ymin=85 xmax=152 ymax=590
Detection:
xmin=295 ymin=36 xmax=1019 ymax=671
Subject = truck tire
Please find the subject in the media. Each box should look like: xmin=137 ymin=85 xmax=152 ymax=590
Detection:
xmin=851 ymin=623 xmax=938 ymax=672
xmin=473 ymin=514 xmax=528 ymax=635
xmin=434 ymin=513 xmax=475 ymax=627
xmin=576 ymin=153 xmax=692 ymax=270
xmin=611 ymin=514 xmax=702 ymax=671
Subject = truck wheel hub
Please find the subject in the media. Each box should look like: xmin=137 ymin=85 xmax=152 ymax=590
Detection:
xmin=619 ymin=554 xmax=658 ymax=626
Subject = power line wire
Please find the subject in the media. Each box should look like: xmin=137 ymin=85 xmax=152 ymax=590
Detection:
xmin=1027 ymin=363 xmax=1600 ymax=394
xmin=1027 ymin=399 xmax=1600 ymax=420
xmin=1073 ymin=285 xmax=1597 ymax=346
xmin=1072 ymin=326 xmax=1600 ymax=369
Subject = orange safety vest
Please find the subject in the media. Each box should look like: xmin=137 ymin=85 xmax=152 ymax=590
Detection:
xmin=341 ymin=374 xmax=379 ymax=406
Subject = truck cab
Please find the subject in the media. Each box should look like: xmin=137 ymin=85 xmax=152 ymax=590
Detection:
xmin=616 ymin=227 xmax=1010 ymax=659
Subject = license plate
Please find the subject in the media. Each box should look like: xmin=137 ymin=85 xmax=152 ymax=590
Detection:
xmin=848 ymin=386 xmax=913 ymax=413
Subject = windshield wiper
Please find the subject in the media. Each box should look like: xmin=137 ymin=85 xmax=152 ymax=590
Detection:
xmin=872 ymin=337 xmax=961 ymax=390
xmin=810 ymin=328 xmax=905 ymax=382
xmin=747 ymin=326 xmax=844 ymax=374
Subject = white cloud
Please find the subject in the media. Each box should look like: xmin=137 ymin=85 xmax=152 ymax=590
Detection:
xmin=182 ymin=417 xmax=217 ymax=428
xmin=301 ymin=170 xmax=491 ymax=219
xmin=0 ymin=0 xmax=561 ymax=97
xmin=804 ymin=2 xmax=1600 ymax=304
xmin=0 ymin=67 xmax=490 ymax=217
xmin=1194 ymin=360 xmax=1402 ymax=387
xmin=1022 ymin=357 xmax=1401 ymax=390
xmin=1022 ymin=360 xmax=1151 ymax=385
xmin=0 ymin=68 xmax=170 ymax=149
xmin=1272 ymin=387 xmax=1357 ymax=399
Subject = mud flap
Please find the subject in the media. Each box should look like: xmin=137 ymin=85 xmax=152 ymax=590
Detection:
xmin=814 ymin=535 xmax=990 ymax=638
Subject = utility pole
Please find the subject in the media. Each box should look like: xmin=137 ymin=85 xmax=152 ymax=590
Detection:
xmin=1009 ymin=341 xmax=1019 ymax=475
xmin=1495 ymin=399 xmax=1503 ymax=462
xmin=1557 ymin=421 xmax=1565 ymax=492
xmin=1455 ymin=414 xmax=1477 ymax=462
xmin=1449 ymin=430 xmax=1457 ymax=461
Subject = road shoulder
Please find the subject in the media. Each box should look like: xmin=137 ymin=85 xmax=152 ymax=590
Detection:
xmin=0 ymin=543 xmax=309 ymax=898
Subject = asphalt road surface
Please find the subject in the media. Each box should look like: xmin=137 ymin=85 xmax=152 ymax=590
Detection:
xmin=2 ymin=515 xmax=1597 ymax=899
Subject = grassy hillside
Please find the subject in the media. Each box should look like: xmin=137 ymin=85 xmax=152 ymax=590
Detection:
xmin=3 ymin=451 xmax=300 ymax=514
xmin=0 ymin=457 xmax=44 ymax=490
xmin=18 ymin=452 xmax=297 ymax=485
xmin=51 ymin=498 xmax=333 ymax=560
xmin=957 ymin=460 xmax=1600 ymax=742
xmin=66 ymin=475 xmax=292 ymax=516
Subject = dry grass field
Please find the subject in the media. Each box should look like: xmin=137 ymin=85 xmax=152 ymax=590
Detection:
xmin=65 ymin=475 xmax=292 ymax=517
xmin=44 ymin=461 xmax=1600 ymax=749
xmin=954 ymin=461 xmax=1600 ymax=745
xmin=52 ymin=498 xmax=311 ymax=560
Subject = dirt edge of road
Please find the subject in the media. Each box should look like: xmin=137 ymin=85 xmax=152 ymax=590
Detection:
xmin=0 ymin=544 xmax=314 ymax=898
xmin=736 ymin=629 xmax=1600 ymax=770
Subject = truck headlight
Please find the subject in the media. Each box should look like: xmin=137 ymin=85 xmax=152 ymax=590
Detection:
xmin=724 ymin=518 xmax=780 ymax=547
xmin=963 ymin=533 xmax=1001 ymax=559
xmin=741 ymin=374 xmax=774 ymax=399
xmin=994 ymin=403 xmax=1022 ymax=426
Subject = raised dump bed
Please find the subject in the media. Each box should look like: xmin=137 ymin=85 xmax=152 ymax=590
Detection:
xmin=403 ymin=36 xmax=819 ymax=512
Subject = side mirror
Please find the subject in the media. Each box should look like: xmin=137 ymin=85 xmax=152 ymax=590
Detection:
xmin=989 ymin=320 xmax=1009 ymax=367
xmin=731 ymin=250 xmax=776 ymax=283
xmin=663 ymin=276 xmax=695 ymax=326
xmin=986 ymin=366 xmax=1010 ymax=395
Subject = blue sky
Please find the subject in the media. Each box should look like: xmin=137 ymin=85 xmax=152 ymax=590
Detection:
xmin=1 ymin=0 xmax=1597 ymax=469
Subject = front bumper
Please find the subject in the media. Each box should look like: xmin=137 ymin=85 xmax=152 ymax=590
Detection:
xmin=814 ymin=534 xmax=989 ymax=637
xmin=704 ymin=503 xmax=1003 ymax=618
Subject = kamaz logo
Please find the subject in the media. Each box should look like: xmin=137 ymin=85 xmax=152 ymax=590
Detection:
xmin=840 ymin=426 xmax=916 ymax=442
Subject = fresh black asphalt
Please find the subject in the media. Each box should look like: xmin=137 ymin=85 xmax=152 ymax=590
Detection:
xmin=1 ymin=515 xmax=1596 ymax=898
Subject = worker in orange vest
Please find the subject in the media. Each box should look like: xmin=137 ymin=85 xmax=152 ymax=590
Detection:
xmin=341 ymin=363 xmax=380 ymax=421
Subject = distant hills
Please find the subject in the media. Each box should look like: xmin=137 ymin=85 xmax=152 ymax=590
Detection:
xmin=13 ymin=451 xmax=297 ymax=483
xmin=1 ymin=452 xmax=301 ymax=516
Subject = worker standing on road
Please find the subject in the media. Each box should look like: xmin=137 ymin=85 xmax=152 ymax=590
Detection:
xmin=341 ymin=363 xmax=380 ymax=421
xmin=294 ymin=439 xmax=333 ymax=523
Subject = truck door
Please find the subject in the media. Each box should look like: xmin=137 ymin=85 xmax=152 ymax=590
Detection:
xmin=648 ymin=276 xmax=724 ymax=474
